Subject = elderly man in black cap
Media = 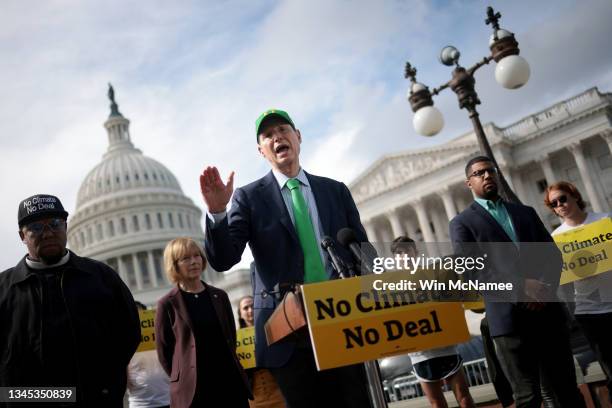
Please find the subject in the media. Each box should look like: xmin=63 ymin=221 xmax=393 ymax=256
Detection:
xmin=0 ymin=194 xmax=141 ymax=407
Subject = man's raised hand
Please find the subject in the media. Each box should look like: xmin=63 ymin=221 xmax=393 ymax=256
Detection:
xmin=200 ymin=166 xmax=235 ymax=214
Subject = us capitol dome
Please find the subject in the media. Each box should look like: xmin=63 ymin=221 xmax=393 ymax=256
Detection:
xmin=66 ymin=85 xmax=213 ymax=305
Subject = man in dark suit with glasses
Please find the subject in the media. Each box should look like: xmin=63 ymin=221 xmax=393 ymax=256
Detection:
xmin=450 ymin=157 xmax=585 ymax=408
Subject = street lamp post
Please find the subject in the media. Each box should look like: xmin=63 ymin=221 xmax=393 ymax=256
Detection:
xmin=404 ymin=7 xmax=530 ymax=204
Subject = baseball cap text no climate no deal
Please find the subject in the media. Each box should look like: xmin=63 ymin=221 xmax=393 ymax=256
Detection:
xmin=18 ymin=194 xmax=69 ymax=227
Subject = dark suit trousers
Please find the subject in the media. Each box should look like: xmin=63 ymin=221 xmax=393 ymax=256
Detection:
xmin=492 ymin=304 xmax=586 ymax=408
xmin=481 ymin=317 xmax=515 ymax=407
xmin=575 ymin=312 xmax=612 ymax=401
xmin=269 ymin=346 xmax=371 ymax=408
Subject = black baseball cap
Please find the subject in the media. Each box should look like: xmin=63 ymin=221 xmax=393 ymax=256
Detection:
xmin=18 ymin=194 xmax=69 ymax=227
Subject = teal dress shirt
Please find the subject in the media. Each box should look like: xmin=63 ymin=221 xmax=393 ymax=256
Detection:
xmin=475 ymin=197 xmax=518 ymax=243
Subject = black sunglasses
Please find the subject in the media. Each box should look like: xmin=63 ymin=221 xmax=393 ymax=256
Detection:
xmin=550 ymin=195 xmax=568 ymax=208
xmin=469 ymin=167 xmax=498 ymax=179
xmin=26 ymin=218 xmax=66 ymax=235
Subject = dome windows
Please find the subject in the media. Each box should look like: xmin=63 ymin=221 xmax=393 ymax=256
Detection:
xmin=168 ymin=213 xmax=175 ymax=228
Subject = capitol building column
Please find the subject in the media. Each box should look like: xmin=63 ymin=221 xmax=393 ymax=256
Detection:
xmin=363 ymin=220 xmax=379 ymax=243
xmin=403 ymin=219 xmax=418 ymax=241
xmin=379 ymin=226 xmax=393 ymax=243
xmin=509 ymin=168 xmax=528 ymax=203
xmin=439 ymin=187 xmax=458 ymax=221
xmin=386 ymin=209 xmax=404 ymax=239
xmin=568 ymin=142 xmax=604 ymax=212
xmin=117 ymin=255 xmax=128 ymax=283
xmin=538 ymin=153 xmax=557 ymax=186
xmin=602 ymin=129 xmax=612 ymax=154
xmin=431 ymin=207 xmax=449 ymax=242
xmin=132 ymin=254 xmax=143 ymax=291
xmin=412 ymin=199 xmax=435 ymax=243
xmin=148 ymin=251 xmax=158 ymax=287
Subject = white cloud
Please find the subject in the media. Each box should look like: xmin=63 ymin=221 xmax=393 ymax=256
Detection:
xmin=1 ymin=0 xmax=611 ymax=271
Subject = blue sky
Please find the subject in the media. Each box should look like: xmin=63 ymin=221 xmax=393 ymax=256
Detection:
xmin=1 ymin=0 xmax=611 ymax=270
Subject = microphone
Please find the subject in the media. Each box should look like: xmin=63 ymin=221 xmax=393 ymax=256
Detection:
xmin=337 ymin=228 xmax=374 ymax=275
xmin=321 ymin=236 xmax=350 ymax=279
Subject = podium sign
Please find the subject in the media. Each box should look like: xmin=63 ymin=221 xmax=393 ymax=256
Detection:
xmin=301 ymin=271 xmax=470 ymax=370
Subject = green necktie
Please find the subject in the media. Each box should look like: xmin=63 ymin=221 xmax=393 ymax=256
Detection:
xmin=286 ymin=178 xmax=327 ymax=283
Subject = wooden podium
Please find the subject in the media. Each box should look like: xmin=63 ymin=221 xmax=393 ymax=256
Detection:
xmin=264 ymin=286 xmax=308 ymax=345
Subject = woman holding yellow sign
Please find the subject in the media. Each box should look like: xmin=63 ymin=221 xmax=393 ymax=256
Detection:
xmin=237 ymin=295 xmax=286 ymax=408
xmin=155 ymin=237 xmax=252 ymax=407
xmin=546 ymin=181 xmax=612 ymax=401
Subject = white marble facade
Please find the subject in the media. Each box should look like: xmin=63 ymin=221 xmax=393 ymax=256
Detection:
xmin=66 ymin=97 xmax=251 ymax=309
xmin=351 ymin=87 xmax=612 ymax=244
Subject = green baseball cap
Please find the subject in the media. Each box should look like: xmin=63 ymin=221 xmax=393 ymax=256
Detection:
xmin=255 ymin=109 xmax=295 ymax=140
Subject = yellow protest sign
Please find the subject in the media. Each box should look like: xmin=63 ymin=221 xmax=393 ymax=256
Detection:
xmin=136 ymin=309 xmax=157 ymax=352
xmin=553 ymin=218 xmax=612 ymax=285
xmin=462 ymin=299 xmax=485 ymax=311
xmin=236 ymin=327 xmax=256 ymax=369
xmin=301 ymin=271 xmax=470 ymax=371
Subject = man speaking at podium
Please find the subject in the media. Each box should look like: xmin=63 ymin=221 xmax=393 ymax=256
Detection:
xmin=200 ymin=109 xmax=371 ymax=408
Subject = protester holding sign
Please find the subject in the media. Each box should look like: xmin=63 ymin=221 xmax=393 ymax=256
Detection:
xmin=238 ymin=295 xmax=286 ymax=408
xmin=391 ymin=236 xmax=475 ymax=408
xmin=546 ymin=181 xmax=612 ymax=400
xmin=450 ymin=157 xmax=585 ymax=408
xmin=155 ymin=237 xmax=251 ymax=408
xmin=127 ymin=301 xmax=170 ymax=408
xmin=0 ymin=194 xmax=141 ymax=407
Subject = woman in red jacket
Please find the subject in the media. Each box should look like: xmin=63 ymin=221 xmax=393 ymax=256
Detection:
xmin=155 ymin=237 xmax=251 ymax=407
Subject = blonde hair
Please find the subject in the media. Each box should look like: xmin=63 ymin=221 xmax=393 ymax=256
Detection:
xmin=163 ymin=237 xmax=208 ymax=284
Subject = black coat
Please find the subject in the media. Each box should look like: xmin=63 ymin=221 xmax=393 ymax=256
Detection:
xmin=0 ymin=251 xmax=141 ymax=407
xmin=449 ymin=201 xmax=564 ymax=337
xmin=205 ymin=170 xmax=371 ymax=368
xmin=155 ymin=283 xmax=251 ymax=408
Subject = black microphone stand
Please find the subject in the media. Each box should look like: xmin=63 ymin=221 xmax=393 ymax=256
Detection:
xmin=322 ymin=235 xmax=388 ymax=408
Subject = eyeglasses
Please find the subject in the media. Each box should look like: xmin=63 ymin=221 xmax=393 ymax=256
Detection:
xmin=550 ymin=195 xmax=568 ymax=208
xmin=469 ymin=167 xmax=498 ymax=179
xmin=26 ymin=218 xmax=66 ymax=235
xmin=177 ymin=254 xmax=202 ymax=264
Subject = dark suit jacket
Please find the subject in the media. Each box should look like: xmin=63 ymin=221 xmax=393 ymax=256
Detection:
xmin=155 ymin=283 xmax=251 ymax=408
xmin=205 ymin=170 xmax=369 ymax=368
xmin=449 ymin=201 xmax=563 ymax=337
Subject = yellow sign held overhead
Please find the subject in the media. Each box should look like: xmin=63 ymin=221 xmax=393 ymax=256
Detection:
xmin=301 ymin=271 xmax=470 ymax=371
xmin=553 ymin=218 xmax=612 ymax=285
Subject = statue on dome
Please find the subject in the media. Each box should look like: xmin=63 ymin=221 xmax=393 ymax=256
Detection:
xmin=108 ymin=83 xmax=121 ymax=116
